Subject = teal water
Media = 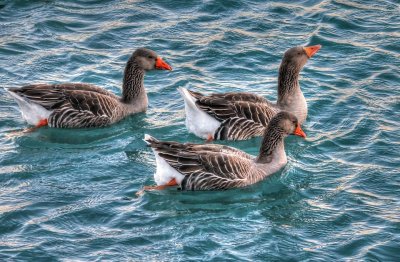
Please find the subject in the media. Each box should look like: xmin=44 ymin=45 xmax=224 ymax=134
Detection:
xmin=0 ymin=0 xmax=399 ymax=260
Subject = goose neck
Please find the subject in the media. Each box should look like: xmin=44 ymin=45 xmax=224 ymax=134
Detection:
xmin=122 ymin=61 xmax=146 ymax=104
xmin=256 ymin=126 xmax=285 ymax=164
xmin=277 ymin=63 xmax=301 ymax=106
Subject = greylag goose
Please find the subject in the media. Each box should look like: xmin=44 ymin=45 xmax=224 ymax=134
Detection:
xmin=142 ymin=111 xmax=306 ymax=191
xmin=179 ymin=45 xmax=320 ymax=141
xmin=6 ymin=48 xmax=172 ymax=129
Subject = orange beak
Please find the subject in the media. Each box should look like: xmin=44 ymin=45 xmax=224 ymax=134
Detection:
xmin=303 ymin=45 xmax=321 ymax=58
xmin=155 ymin=57 xmax=172 ymax=71
xmin=293 ymin=124 xmax=306 ymax=138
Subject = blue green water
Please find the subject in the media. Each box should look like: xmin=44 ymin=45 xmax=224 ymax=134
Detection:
xmin=1 ymin=0 xmax=399 ymax=260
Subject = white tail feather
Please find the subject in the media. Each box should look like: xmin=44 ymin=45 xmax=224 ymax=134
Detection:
xmin=177 ymin=87 xmax=221 ymax=139
xmin=144 ymin=133 xmax=185 ymax=186
xmin=6 ymin=89 xmax=52 ymax=126
xmin=143 ymin=134 xmax=157 ymax=144
xmin=177 ymin=87 xmax=198 ymax=111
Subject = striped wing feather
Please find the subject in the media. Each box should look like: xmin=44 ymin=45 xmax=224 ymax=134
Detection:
xmin=9 ymin=83 xmax=118 ymax=110
xmin=214 ymin=117 xmax=266 ymax=140
xmin=149 ymin=140 xmax=254 ymax=190
xmin=188 ymin=90 xmax=278 ymax=140
xmin=10 ymin=84 xmax=121 ymax=128
xmin=188 ymin=90 xmax=269 ymax=104
xmin=48 ymin=92 xmax=121 ymax=128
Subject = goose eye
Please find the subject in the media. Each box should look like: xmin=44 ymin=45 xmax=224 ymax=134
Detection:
xmin=297 ymin=52 xmax=301 ymax=55
xmin=148 ymin=55 xmax=153 ymax=59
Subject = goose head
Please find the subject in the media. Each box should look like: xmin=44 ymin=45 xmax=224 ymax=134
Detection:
xmin=131 ymin=48 xmax=172 ymax=71
xmin=272 ymin=111 xmax=307 ymax=138
xmin=281 ymin=45 xmax=321 ymax=71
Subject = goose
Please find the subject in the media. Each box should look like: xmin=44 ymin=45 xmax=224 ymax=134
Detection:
xmin=142 ymin=111 xmax=306 ymax=192
xmin=178 ymin=45 xmax=320 ymax=141
xmin=6 ymin=48 xmax=172 ymax=129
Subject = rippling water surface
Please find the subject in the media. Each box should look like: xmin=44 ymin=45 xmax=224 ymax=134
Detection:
xmin=0 ymin=0 xmax=399 ymax=260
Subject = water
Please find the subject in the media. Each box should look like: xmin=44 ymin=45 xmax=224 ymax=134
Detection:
xmin=0 ymin=0 xmax=399 ymax=260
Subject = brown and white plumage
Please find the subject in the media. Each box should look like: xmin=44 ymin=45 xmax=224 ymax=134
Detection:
xmin=143 ymin=111 xmax=307 ymax=191
xmin=6 ymin=48 xmax=172 ymax=128
xmin=183 ymin=89 xmax=278 ymax=140
xmin=179 ymin=45 xmax=321 ymax=140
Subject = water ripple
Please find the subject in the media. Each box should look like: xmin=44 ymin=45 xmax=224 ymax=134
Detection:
xmin=0 ymin=0 xmax=399 ymax=260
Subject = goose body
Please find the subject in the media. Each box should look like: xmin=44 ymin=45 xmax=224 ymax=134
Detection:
xmin=179 ymin=88 xmax=280 ymax=140
xmin=180 ymin=45 xmax=320 ymax=140
xmin=7 ymin=48 xmax=172 ymax=128
xmin=144 ymin=112 xmax=306 ymax=191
